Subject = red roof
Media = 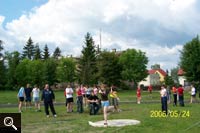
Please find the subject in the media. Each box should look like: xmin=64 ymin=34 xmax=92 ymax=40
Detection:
xmin=178 ymin=68 xmax=185 ymax=76
xmin=148 ymin=69 xmax=167 ymax=76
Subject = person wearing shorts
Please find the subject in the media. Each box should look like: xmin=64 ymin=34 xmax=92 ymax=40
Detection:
xmin=32 ymin=85 xmax=41 ymax=112
xmin=99 ymin=84 xmax=110 ymax=126
xmin=65 ymin=85 xmax=74 ymax=113
xmin=25 ymin=84 xmax=32 ymax=109
xmin=190 ymin=85 xmax=196 ymax=103
xmin=17 ymin=86 xmax=25 ymax=113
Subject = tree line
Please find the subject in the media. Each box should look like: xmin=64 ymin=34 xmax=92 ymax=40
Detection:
xmin=0 ymin=33 xmax=149 ymax=90
xmin=1 ymin=33 xmax=199 ymax=90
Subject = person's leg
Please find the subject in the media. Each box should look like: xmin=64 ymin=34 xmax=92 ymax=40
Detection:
xmin=89 ymin=104 xmax=94 ymax=115
xmin=18 ymin=101 xmax=22 ymax=112
xmin=173 ymin=94 xmax=176 ymax=106
xmin=94 ymin=104 xmax=99 ymax=115
xmin=44 ymin=102 xmax=49 ymax=116
xmin=77 ymin=97 xmax=80 ymax=112
xmin=164 ymin=97 xmax=168 ymax=114
xmin=161 ymin=97 xmax=164 ymax=112
xmin=49 ymin=101 xmax=56 ymax=115
xmin=103 ymin=106 xmax=108 ymax=125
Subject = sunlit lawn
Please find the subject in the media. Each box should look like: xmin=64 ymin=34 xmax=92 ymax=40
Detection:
xmin=0 ymin=90 xmax=199 ymax=133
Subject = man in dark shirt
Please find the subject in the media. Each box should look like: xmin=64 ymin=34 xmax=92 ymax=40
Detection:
xmin=87 ymin=91 xmax=99 ymax=115
xmin=25 ymin=84 xmax=32 ymax=109
xmin=41 ymin=84 xmax=57 ymax=117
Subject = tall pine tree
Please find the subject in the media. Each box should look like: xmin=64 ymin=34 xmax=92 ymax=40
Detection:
xmin=78 ymin=32 xmax=97 ymax=85
xmin=34 ymin=44 xmax=42 ymax=60
xmin=43 ymin=44 xmax=50 ymax=60
xmin=53 ymin=47 xmax=61 ymax=59
xmin=22 ymin=37 xmax=35 ymax=60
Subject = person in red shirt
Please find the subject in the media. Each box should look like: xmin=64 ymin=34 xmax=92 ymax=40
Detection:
xmin=76 ymin=85 xmax=83 ymax=113
xmin=137 ymin=85 xmax=141 ymax=104
xmin=148 ymin=85 xmax=153 ymax=94
xmin=177 ymin=85 xmax=184 ymax=106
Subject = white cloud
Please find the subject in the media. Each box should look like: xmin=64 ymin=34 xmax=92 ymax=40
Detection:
xmin=1 ymin=0 xmax=200 ymax=70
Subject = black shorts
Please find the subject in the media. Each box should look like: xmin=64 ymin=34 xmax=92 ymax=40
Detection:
xmin=191 ymin=94 xmax=196 ymax=98
xmin=25 ymin=97 xmax=31 ymax=102
xmin=19 ymin=97 xmax=24 ymax=102
xmin=67 ymin=98 xmax=74 ymax=103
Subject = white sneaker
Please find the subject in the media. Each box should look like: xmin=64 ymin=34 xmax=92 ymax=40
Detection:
xmin=46 ymin=115 xmax=49 ymax=118
xmin=54 ymin=114 xmax=57 ymax=117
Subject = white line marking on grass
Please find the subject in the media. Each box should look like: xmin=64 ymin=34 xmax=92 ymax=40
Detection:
xmin=184 ymin=120 xmax=200 ymax=131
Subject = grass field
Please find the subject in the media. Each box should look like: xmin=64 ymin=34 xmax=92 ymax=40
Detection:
xmin=0 ymin=90 xmax=200 ymax=133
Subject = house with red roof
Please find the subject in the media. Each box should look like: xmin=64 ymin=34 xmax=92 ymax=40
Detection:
xmin=139 ymin=64 xmax=167 ymax=86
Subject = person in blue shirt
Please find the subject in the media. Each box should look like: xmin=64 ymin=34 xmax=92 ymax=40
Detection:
xmin=41 ymin=84 xmax=57 ymax=117
xmin=17 ymin=86 xmax=25 ymax=113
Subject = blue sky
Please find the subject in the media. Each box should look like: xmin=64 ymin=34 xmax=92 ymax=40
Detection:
xmin=0 ymin=0 xmax=48 ymax=26
xmin=0 ymin=0 xmax=199 ymax=70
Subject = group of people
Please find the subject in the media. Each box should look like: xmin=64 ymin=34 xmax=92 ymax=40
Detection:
xmin=17 ymin=84 xmax=41 ymax=113
xmin=65 ymin=84 xmax=121 ymax=126
xmin=160 ymin=84 xmax=198 ymax=115
xmin=17 ymin=84 xmax=57 ymax=117
xmin=17 ymin=83 xmax=121 ymax=126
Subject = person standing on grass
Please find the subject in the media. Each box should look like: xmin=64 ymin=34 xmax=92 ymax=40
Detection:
xmin=110 ymin=85 xmax=121 ymax=112
xmin=76 ymin=85 xmax=83 ymax=113
xmin=177 ymin=85 xmax=184 ymax=107
xmin=65 ymin=84 xmax=74 ymax=113
xmin=99 ymin=84 xmax=110 ymax=127
xmin=41 ymin=84 xmax=57 ymax=117
xmin=17 ymin=86 xmax=25 ymax=113
xmin=190 ymin=85 xmax=196 ymax=103
xmin=160 ymin=85 xmax=167 ymax=115
xmin=81 ymin=85 xmax=87 ymax=108
xmin=171 ymin=85 xmax=177 ymax=106
xmin=25 ymin=83 xmax=32 ymax=109
xmin=32 ymin=85 xmax=41 ymax=112
xmin=136 ymin=85 xmax=141 ymax=104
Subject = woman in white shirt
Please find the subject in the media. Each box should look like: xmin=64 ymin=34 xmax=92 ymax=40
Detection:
xmin=65 ymin=85 xmax=74 ymax=112
xmin=32 ymin=85 xmax=41 ymax=111
xmin=190 ymin=85 xmax=196 ymax=103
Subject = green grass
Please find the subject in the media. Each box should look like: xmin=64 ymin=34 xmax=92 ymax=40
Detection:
xmin=0 ymin=90 xmax=199 ymax=133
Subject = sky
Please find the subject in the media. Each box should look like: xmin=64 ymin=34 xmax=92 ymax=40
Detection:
xmin=0 ymin=0 xmax=200 ymax=71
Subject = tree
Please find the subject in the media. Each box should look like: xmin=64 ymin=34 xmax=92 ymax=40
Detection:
xmin=164 ymin=74 xmax=174 ymax=87
xmin=27 ymin=60 xmax=44 ymax=86
xmin=171 ymin=67 xmax=179 ymax=84
xmin=53 ymin=47 xmax=61 ymax=59
xmin=5 ymin=51 xmax=20 ymax=89
xmin=22 ymin=37 xmax=35 ymax=59
xmin=97 ymin=51 xmax=122 ymax=86
xmin=0 ymin=40 xmax=3 ymax=59
xmin=43 ymin=58 xmax=57 ymax=85
xmin=15 ymin=59 xmax=31 ymax=86
xmin=78 ymin=32 xmax=97 ymax=85
xmin=56 ymin=57 xmax=76 ymax=83
xmin=180 ymin=36 xmax=200 ymax=82
xmin=0 ymin=40 xmax=6 ymax=90
xmin=34 ymin=44 xmax=42 ymax=60
xmin=119 ymin=49 xmax=148 ymax=87
xmin=43 ymin=44 xmax=50 ymax=60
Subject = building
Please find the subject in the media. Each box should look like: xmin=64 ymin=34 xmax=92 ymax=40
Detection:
xmin=139 ymin=65 xmax=167 ymax=87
